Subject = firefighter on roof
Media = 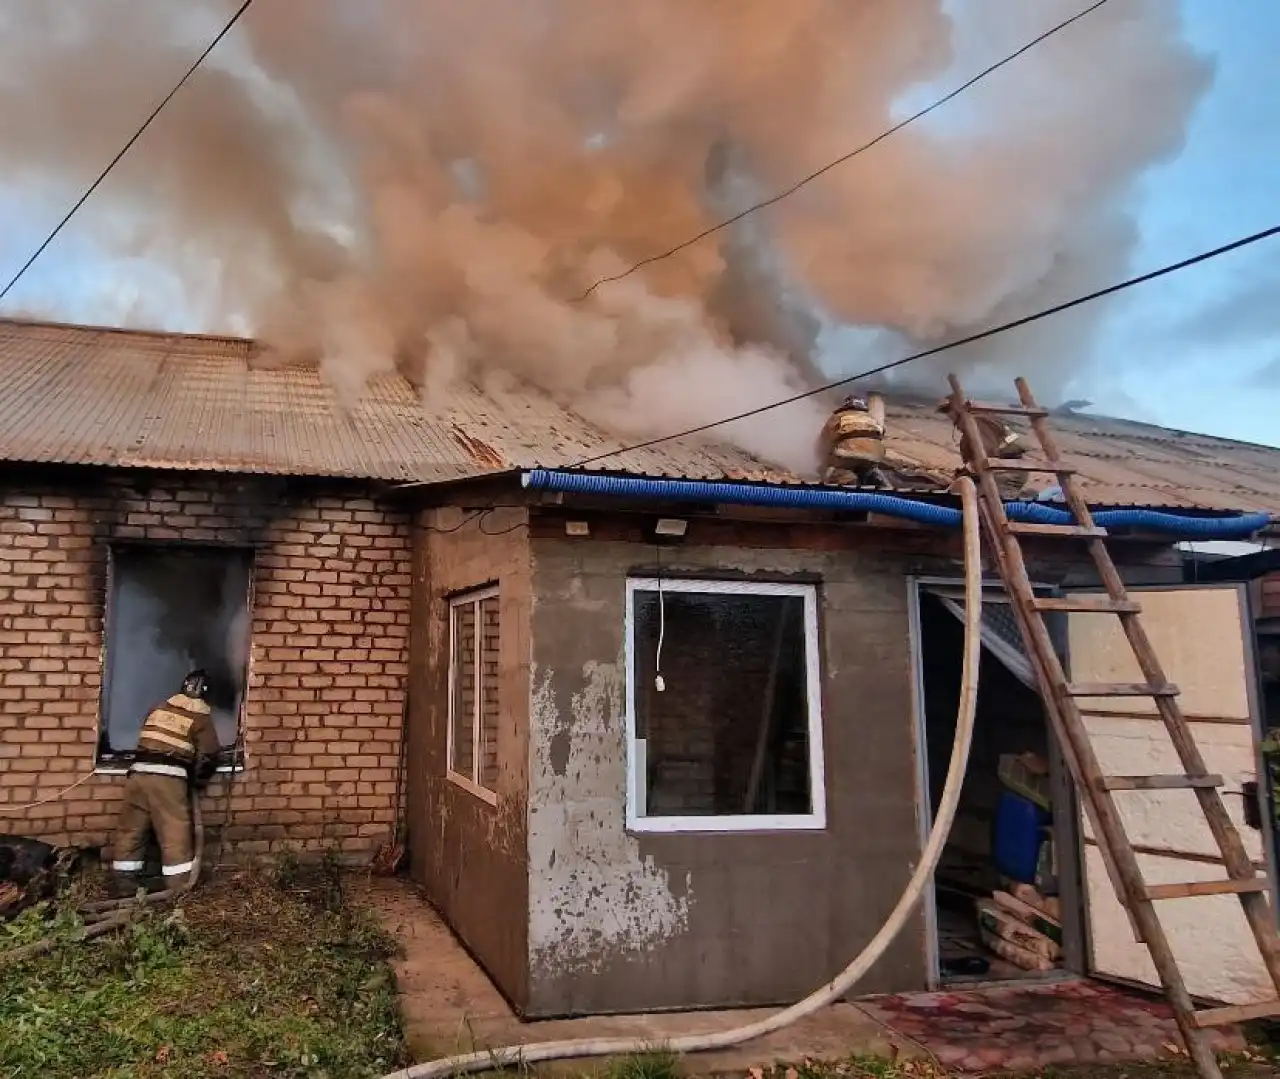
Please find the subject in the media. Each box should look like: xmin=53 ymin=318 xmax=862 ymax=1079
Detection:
xmin=110 ymin=669 xmax=221 ymax=897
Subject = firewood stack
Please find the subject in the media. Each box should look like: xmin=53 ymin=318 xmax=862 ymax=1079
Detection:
xmin=977 ymin=882 xmax=1064 ymax=972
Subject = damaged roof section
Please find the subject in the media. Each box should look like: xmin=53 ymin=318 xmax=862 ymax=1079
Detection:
xmin=0 ymin=316 xmax=1278 ymax=516
xmin=0 ymin=318 xmax=794 ymax=485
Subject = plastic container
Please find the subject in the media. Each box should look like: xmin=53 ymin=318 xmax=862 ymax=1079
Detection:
xmin=994 ymin=791 xmax=1050 ymax=884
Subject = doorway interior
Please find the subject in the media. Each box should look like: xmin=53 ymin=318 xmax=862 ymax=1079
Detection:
xmin=913 ymin=580 xmax=1083 ymax=986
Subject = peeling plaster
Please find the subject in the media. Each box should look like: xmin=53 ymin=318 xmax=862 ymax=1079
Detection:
xmin=527 ymin=663 xmax=691 ymax=976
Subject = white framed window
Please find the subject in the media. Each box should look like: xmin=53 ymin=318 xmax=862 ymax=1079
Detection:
xmin=624 ymin=578 xmax=826 ymax=833
xmin=447 ymin=585 xmax=501 ymax=804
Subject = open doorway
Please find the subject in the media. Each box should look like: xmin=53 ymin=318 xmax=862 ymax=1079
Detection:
xmin=913 ymin=582 xmax=1081 ymax=985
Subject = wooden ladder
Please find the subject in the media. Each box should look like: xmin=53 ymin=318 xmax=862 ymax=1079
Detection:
xmin=945 ymin=374 xmax=1280 ymax=1079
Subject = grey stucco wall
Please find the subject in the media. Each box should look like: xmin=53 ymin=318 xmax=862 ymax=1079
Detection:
xmin=406 ymin=506 xmax=533 ymax=1010
xmin=524 ymin=533 xmax=932 ymax=1017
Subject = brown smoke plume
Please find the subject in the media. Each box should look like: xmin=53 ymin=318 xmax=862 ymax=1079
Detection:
xmin=0 ymin=0 xmax=1212 ymax=473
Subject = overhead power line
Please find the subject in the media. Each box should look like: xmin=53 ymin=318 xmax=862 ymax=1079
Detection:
xmin=0 ymin=0 xmax=256 ymax=305
xmin=568 ymin=223 xmax=1280 ymax=468
xmin=573 ymin=0 xmax=1112 ymax=301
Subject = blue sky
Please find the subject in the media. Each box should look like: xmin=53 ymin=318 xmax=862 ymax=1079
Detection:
xmin=0 ymin=0 xmax=1276 ymax=447
xmin=1096 ymin=0 xmax=1279 ymax=446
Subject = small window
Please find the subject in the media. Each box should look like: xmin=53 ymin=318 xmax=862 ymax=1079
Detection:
xmin=447 ymin=586 xmax=501 ymax=803
xmin=625 ymin=578 xmax=826 ymax=832
xmin=99 ymin=544 xmax=253 ymax=767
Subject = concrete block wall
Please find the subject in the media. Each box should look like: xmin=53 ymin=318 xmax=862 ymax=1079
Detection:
xmin=519 ymin=510 xmax=1185 ymax=1017
xmin=0 ymin=469 xmax=411 ymax=862
xmin=524 ymin=525 xmax=931 ymax=1017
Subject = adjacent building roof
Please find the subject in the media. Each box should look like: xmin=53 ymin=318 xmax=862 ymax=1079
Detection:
xmin=1 ymin=317 xmax=1278 ymax=516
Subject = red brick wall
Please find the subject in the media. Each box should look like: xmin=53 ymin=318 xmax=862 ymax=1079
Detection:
xmin=0 ymin=469 xmax=411 ymax=864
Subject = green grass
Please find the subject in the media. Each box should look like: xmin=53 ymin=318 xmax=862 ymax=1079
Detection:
xmin=10 ymin=866 xmax=1278 ymax=1079
xmin=0 ymin=864 xmax=407 ymax=1079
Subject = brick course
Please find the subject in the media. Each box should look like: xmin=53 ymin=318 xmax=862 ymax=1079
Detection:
xmin=0 ymin=470 xmax=411 ymax=862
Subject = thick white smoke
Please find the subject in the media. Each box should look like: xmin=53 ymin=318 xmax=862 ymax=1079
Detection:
xmin=0 ymin=0 xmax=1212 ymax=472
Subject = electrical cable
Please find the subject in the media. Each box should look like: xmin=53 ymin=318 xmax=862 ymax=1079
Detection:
xmin=567 ymin=224 xmax=1280 ymax=468
xmin=654 ymin=548 xmax=666 ymax=693
xmin=419 ymin=510 xmax=485 ymax=534
xmin=0 ymin=0 xmax=255 ymax=305
xmin=377 ymin=477 xmax=983 ymax=1079
xmin=573 ymin=0 xmax=1111 ymax=301
xmin=476 ymin=509 xmax=529 ymax=536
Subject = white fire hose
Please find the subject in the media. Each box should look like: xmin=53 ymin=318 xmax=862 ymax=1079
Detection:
xmin=380 ymin=476 xmax=984 ymax=1079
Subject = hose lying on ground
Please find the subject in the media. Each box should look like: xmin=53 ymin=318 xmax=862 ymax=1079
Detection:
xmin=0 ymin=790 xmax=204 ymax=967
xmin=79 ymin=794 xmax=205 ymax=916
xmin=378 ymin=476 xmax=985 ymax=1079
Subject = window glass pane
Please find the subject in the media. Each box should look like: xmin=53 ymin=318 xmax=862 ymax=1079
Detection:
xmin=450 ymin=600 xmax=478 ymax=778
xmin=632 ymin=588 xmax=812 ymax=818
xmin=101 ymin=545 xmax=252 ymax=757
xmin=478 ymin=595 xmax=501 ymax=790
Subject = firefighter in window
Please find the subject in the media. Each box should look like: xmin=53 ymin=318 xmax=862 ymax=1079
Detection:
xmin=110 ymin=669 xmax=221 ymax=897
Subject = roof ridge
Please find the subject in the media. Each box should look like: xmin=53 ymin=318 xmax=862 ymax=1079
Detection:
xmin=0 ymin=314 xmax=253 ymax=349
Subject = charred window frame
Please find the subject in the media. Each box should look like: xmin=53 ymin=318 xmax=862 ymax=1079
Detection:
xmin=624 ymin=577 xmax=827 ymax=833
xmin=97 ymin=542 xmax=253 ymax=771
xmin=446 ymin=585 xmax=501 ymax=804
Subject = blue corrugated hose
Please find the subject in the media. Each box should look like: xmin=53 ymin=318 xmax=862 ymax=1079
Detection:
xmin=521 ymin=469 xmax=1272 ymax=539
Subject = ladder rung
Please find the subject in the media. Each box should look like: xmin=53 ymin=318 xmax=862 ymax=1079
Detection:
xmin=964 ymin=402 xmax=1050 ymax=419
xmin=1146 ymin=878 xmax=1269 ymax=900
xmin=1066 ymin=681 xmax=1180 ymax=698
xmin=1006 ymin=522 xmax=1108 ymax=538
xmin=984 ymin=461 xmax=1076 ymax=474
xmin=1101 ymin=774 xmax=1223 ymax=791
xmin=1033 ymin=596 xmax=1141 ymax=613
xmin=1192 ymin=1000 xmax=1280 ymax=1028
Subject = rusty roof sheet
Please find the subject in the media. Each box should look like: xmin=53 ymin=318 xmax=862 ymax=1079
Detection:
xmin=0 ymin=317 xmax=1278 ymax=515
xmin=879 ymin=399 xmax=1280 ymax=516
xmin=0 ymin=318 xmax=799 ymax=485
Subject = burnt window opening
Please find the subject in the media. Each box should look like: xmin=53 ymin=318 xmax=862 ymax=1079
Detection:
xmin=627 ymin=579 xmax=826 ymax=831
xmin=447 ymin=586 xmax=500 ymax=801
xmin=99 ymin=544 xmax=253 ymax=767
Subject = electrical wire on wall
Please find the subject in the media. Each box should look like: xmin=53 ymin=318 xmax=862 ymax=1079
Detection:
xmin=654 ymin=547 xmax=667 ymax=693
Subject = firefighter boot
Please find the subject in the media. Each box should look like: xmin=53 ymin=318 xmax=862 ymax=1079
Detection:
xmin=111 ymin=871 xmax=144 ymax=900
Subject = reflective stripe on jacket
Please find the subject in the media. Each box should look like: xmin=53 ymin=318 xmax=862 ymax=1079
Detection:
xmin=136 ymin=693 xmax=217 ymax=766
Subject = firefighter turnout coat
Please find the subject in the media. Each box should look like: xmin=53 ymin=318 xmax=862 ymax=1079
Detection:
xmin=111 ymin=693 xmax=220 ymax=884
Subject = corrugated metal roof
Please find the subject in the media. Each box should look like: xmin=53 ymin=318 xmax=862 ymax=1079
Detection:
xmin=879 ymin=399 xmax=1280 ymax=516
xmin=0 ymin=317 xmax=1278 ymax=516
xmin=0 ymin=318 xmax=799 ymax=485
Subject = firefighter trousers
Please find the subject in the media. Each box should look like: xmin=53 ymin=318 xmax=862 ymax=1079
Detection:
xmin=111 ymin=770 xmax=196 ymax=885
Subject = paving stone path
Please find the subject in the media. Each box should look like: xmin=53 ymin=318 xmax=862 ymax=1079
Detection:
xmin=859 ymin=978 xmax=1245 ymax=1073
